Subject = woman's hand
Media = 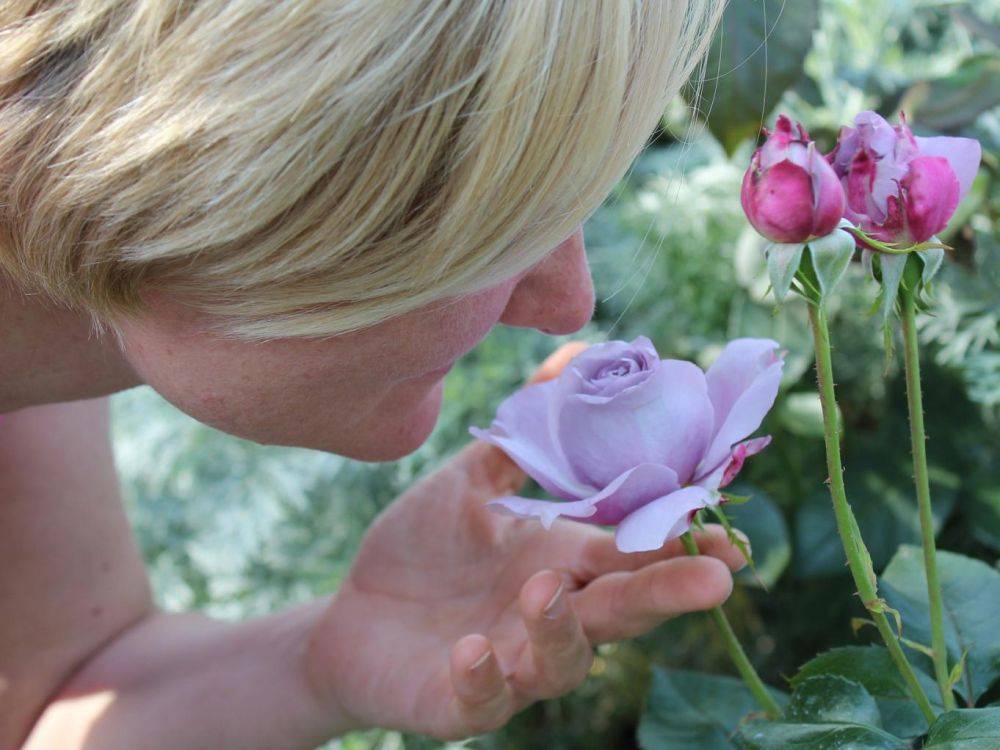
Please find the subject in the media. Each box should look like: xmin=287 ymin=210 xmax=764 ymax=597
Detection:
xmin=306 ymin=344 xmax=747 ymax=740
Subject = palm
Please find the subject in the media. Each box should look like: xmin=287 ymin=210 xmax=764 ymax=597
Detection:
xmin=307 ymin=346 xmax=746 ymax=740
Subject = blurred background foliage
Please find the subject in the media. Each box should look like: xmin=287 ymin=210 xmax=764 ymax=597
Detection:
xmin=110 ymin=1 xmax=999 ymax=747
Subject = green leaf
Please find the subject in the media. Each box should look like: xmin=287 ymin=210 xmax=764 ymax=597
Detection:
xmin=951 ymin=7 xmax=1000 ymax=47
xmin=736 ymin=721 xmax=909 ymax=749
xmin=924 ymin=708 xmax=1000 ymax=749
xmin=794 ymin=456 xmax=958 ymax=578
xmin=688 ymin=0 xmax=820 ymax=154
xmin=767 ymin=243 xmax=806 ymax=302
xmin=724 ymin=485 xmax=791 ymax=589
xmin=808 ymin=229 xmax=856 ymax=299
xmin=791 ymin=646 xmax=942 ymax=739
xmin=637 ymin=668 xmax=787 ymax=750
xmin=881 ymin=547 xmax=1000 ymax=705
xmin=778 ymin=391 xmax=839 ymax=438
xmin=967 ymin=469 xmax=1000 ymax=553
xmin=899 ymin=54 xmax=1000 ymax=133
xmin=786 ymin=675 xmax=882 ymax=727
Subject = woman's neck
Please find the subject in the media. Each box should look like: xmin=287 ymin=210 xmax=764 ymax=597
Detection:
xmin=0 ymin=278 xmax=142 ymax=413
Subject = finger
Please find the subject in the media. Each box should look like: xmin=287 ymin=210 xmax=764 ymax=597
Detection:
xmin=574 ymin=556 xmax=734 ymax=644
xmin=513 ymin=570 xmax=593 ymax=700
xmin=579 ymin=524 xmax=749 ymax=577
xmin=527 ymin=341 xmax=590 ymax=385
xmin=448 ymin=634 xmax=515 ymax=736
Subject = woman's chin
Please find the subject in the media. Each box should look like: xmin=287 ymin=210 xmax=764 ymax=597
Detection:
xmin=335 ymin=379 xmax=445 ymax=462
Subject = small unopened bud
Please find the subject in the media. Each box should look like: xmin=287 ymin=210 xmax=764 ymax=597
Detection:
xmin=741 ymin=115 xmax=846 ymax=244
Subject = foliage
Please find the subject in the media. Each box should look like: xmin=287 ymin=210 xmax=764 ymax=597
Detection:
xmin=109 ymin=0 xmax=999 ymax=748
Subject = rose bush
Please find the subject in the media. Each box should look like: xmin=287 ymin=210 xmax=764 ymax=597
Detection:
xmin=471 ymin=337 xmax=784 ymax=553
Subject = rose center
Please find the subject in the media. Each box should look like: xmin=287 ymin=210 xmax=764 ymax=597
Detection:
xmin=596 ymin=357 xmax=642 ymax=380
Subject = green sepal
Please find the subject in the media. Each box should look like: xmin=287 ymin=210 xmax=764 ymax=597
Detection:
xmin=706 ymin=504 xmax=761 ymax=588
xmin=877 ymin=253 xmax=908 ymax=324
xmin=766 ymin=242 xmax=806 ymax=302
xmin=720 ymin=491 xmax=752 ymax=505
xmin=919 ymin=243 xmax=945 ymax=286
xmin=807 ymin=227 xmax=856 ymax=299
xmin=946 ymin=650 xmax=967 ymax=692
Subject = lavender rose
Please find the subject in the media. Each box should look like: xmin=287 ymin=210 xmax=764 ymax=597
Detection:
xmin=470 ymin=337 xmax=784 ymax=553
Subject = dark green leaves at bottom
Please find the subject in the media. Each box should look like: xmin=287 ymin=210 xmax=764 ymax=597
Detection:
xmin=790 ymin=645 xmax=941 ymax=738
xmin=737 ymin=675 xmax=907 ymax=749
xmin=881 ymin=546 xmax=1000 ymax=705
xmin=736 ymin=721 xmax=909 ymax=749
xmin=786 ymin=676 xmax=882 ymax=727
xmin=638 ymin=668 xmax=787 ymax=750
xmin=924 ymin=707 xmax=1000 ymax=748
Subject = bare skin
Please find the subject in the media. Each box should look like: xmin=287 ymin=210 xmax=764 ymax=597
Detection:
xmin=1 ymin=229 xmax=745 ymax=749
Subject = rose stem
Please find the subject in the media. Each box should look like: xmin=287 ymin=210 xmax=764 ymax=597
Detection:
xmin=679 ymin=531 xmax=782 ymax=718
xmin=807 ymin=302 xmax=937 ymax=724
xmin=900 ymin=285 xmax=957 ymax=710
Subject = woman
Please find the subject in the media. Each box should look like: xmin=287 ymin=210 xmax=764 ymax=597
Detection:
xmin=0 ymin=1 xmax=745 ymax=747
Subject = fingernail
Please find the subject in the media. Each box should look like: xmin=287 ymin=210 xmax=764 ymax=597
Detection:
xmin=542 ymin=582 xmax=566 ymax=620
xmin=470 ymin=650 xmax=492 ymax=672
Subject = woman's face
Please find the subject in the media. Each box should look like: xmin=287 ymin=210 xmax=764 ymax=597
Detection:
xmin=117 ymin=229 xmax=595 ymax=460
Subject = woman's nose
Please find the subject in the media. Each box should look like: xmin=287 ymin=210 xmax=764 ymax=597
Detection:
xmin=500 ymin=228 xmax=595 ymax=335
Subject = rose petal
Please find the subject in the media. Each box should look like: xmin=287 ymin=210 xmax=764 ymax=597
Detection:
xmin=696 ymin=339 xmax=783 ymax=477
xmin=615 ymin=486 xmax=717 ymax=553
xmin=563 ymin=337 xmax=659 ymax=388
xmin=558 ymin=359 xmax=714 ymax=487
xmin=470 ymin=379 xmax=593 ymax=500
xmin=487 ymin=463 xmax=680 ymax=529
xmin=808 ymin=144 xmax=847 ymax=237
xmin=744 ymin=160 xmax=818 ymax=243
xmin=913 ymin=135 xmax=982 ymax=200
xmin=902 ymin=156 xmax=960 ymax=243
xmin=695 ymin=435 xmax=772 ymax=490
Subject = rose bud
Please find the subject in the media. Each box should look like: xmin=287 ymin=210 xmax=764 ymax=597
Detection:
xmin=470 ymin=337 xmax=784 ymax=553
xmin=741 ymin=115 xmax=846 ymax=243
xmin=828 ymin=110 xmax=982 ymax=245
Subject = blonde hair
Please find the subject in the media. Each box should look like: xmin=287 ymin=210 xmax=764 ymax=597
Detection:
xmin=0 ymin=0 xmax=721 ymax=338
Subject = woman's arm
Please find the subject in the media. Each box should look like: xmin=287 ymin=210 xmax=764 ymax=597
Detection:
xmin=23 ymin=602 xmax=354 ymax=750
xmin=2 ymin=399 xmax=355 ymax=749
xmin=0 ymin=398 xmax=153 ymax=747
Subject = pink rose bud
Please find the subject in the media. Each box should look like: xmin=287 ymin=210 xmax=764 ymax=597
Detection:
xmin=741 ymin=115 xmax=846 ymax=244
xmin=828 ymin=111 xmax=982 ymax=244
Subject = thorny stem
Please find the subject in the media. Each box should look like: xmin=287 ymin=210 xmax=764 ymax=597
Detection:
xmin=807 ymin=303 xmax=937 ymax=724
xmin=679 ymin=532 xmax=782 ymax=719
xmin=900 ymin=286 xmax=958 ymax=710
